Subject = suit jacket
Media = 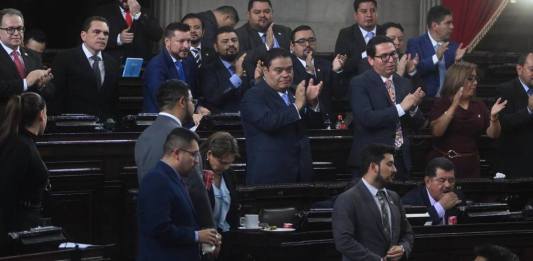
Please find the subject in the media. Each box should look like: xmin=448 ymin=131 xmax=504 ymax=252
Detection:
xmin=332 ymin=180 xmax=414 ymax=261
xmin=334 ymin=24 xmax=383 ymax=98
xmin=197 ymin=10 xmax=218 ymax=50
xmin=406 ymin=33 xmax=458 ymax=97
xmin=236 ymin=23 xmax=292 ymax=53
xmin=143 ymin=48 xmax=198 ymax=113
xmin=51 ymin=45 xmax=120 ymax=119
xmin=200 ymin=57 xmax=250 ymax=113
xmin=137 ymin=161 xmax=200 ymax=261
xmin=93 ymin=2 xmax=163 ymax=62
xmin=240 ymin=80 xmax=322 ymax=185
xmin=0 ymin=46 xmax=54 ymax=101
xmin=401 ymin=185 xmax=463 ymax=225
xmin=206 ymin=171 xmax=239 ymax=230
xmin=134 ymin=114 xmax=215 ymax=228
xmin=497 ymin=78 xmax=533 ymax=177
xmin=348 ymin=70 xmax=425 ymax=175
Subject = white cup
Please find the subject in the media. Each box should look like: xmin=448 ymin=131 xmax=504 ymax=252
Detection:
xmin=240 ymin=214 xmax=260 ymax=228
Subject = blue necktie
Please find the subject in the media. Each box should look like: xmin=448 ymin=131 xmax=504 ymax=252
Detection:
xmin=281 ymin=92 xmax=290 ymax=106
xmin=175 ymin=60 xmax=187 ymax=82
xmin=365 ymin=31 xmax=375 ymax=44
xmin=435 ymin=44 xmax=446 ymax=97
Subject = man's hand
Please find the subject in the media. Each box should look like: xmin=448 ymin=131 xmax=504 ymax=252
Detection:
xmin=265 ymin=23 xmax=275 ymax=49
xmin=192 ymin=113 xmax=203 ymax=127
xmin=438 ymin=191 xmax=461 ymax=210
xmin=305 ymin=78 xmax=323 ymax=106
xmin=196 ymin=106 xmax=211 ymax=116
xmin=400 ymin=87 xmax=424 ymax=111
xmin=119 ymin=27 xmax=134 ymax=44
xmin=294 ymin=80 xmax=307 ymax=110
xmin=305 ymin=51 xmax=315 ymax=75
xmin=234 ymin=53 xmax=247 ymax=77
xmin=386 ymin=245 xmax=405 ymax=261
xmin=332 ymin=54 xmax=347 ymax=73
xmin=407 ymin=53 xmax=419 ymax=74
xmin=26 ymin=68 xmax=52 ymax=87
xmin=127 ymin=0 xmax=141 ymax=16
xmin=197 ymin=228 xmax=218 ymax=245
xmin=455 ymin=43 xmax=467 ymax=62
xmin=254 ymin=60 xmax=264 ymax=81
xmin=412 ymin=87 xmax=425 ymax=107
xmin=396 ymin=53 xmax=408 ymax=76
xmin=436 ymin=42 xmax=449 ymax=60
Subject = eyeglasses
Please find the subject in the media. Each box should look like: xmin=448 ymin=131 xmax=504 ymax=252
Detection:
xmin=374 ymin=50 xmax=399 ymax=62
xmin=0 ymin=26 xmax=24 ymax=35
xmin=179 ymin=148 xmax=200 ymax=158
xmin=293 ymin=37 xmax=317 ymax=46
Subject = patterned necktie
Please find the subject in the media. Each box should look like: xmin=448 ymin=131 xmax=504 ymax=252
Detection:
xmin=175 ymin=60 xmax=187 ymax=82
xmin=11 ymin=51 xmax=26 ymax=79
xmin=91 ymin=55 xmax=102 ymax=89
xmin=376 ymin=190 xmax=391 ymax=240
xmin=124 ymin=10 xmax=133 ymax=28
xmin=385 ymin=79 xmax=404 ymax=149
xmin=435 ymin=43 xmax=446 ymax=97
xmin=191 ymin=48 xmax=201 ymax=68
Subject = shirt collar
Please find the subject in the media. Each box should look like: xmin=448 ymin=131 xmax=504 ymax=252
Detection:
xmin=220 ymin=58 xmax=233 ymax=70
xmin=380 ymin=75 xmax=394 ymax=83
xmin=1 ymin=41 xmax=19 ymax=56
xmin=519 ymin=78 xmax=532 ymax=94
xmin=425 ymin=187 xmax=438 ymax=206
xmin=362 ymin=177 xmax=385 ymax=197
xmin=359 ymin=26 xmax=376 ymax=37
xmin=427 ymin=32 xmax=440 ymax=48
xmin=297 ymin=56 xmax=313 ymax=68
xmin=82 ymin=43 xmax=102 ymax=60
xmin=158 ymin=112 xmax=182 ymax=126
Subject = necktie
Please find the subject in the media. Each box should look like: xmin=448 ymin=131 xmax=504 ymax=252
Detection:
xmin=229 ymin=64 xmax=236 ymax=75
xmin=260 ymin=33 xmax=267 ymax=44
xmin=175 ymin=60 xmax=187 ymax=82
xmin=191 ymin=48 xmax=201 ymax=68
xmin=435 ymin=43 xmax=446 ymax=97
xmin=281 ymin=92 xmax=290 ymax=106
xmin=365 ymin=31 xmax=375 ymax=44
xmin=124 ymin=10 xmax=133 ymax=28
xmin=385 ymin=79 xmax=404 ymax=149
xmin=11 ymin=51 xmax=26 ymax=79
xmin=376 ymin=190 xmax=391 ymax=241
xmin=91 ymin=55 xmax=102 ymax=89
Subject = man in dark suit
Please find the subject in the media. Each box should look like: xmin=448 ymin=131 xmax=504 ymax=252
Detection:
xmin=402 ymin=157 xmax=463 ymax=225
xmin=200 ymin=27 xmax=249 ymax=113
xmin=349 ymin=36 xmax=425 ymax=180
xmin=93 ymin=0 xmax=162 ymax=62
xmin=333 ymin=144 xmax=413 ymax=261
xmin=137 ymin=127 xmax=220 ymax=261
xmin=196 ymin=6 xmax=239 ymax=49
xmin=406 ymin=5 xmax=466 ymax=97
xmin=135 ymin=79 xmax=214 ymax=229
xmin=290 ymin=25 xmax=347 ymax=125
xmin=497 ymin=52 xmax=533 ymax=177
xmin=334 ymin=0 xmax=382 ymax=98
xmin=181 ymin=13 xmax=216 ymax=68
xmin=240 ymin=48 xmax=323 ymax=185
xmin=0 ymin=8 xmax=53 ymax=100
xmin=51 ymin=16 xmax=120 ymax=119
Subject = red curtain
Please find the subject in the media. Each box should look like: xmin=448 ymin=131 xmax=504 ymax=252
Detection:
xmin=442 ymin=0 xmax=509 ymax=51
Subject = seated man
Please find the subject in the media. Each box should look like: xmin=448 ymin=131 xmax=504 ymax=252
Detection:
xmin=401 ymin=157 xmax=463 ymax=225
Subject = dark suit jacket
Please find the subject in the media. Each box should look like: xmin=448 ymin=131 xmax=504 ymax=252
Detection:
xmin=200 ymin=57 xmax=250 ymax=113
xmin=332 ymin=180 xmax=414 ymax=261
xmin=137 ymin=161 xmax=200 ymax=261
xmin=206 ymin=171 xmax=239 ymax=230
xmin=401 ymin=185 xmax=463 ymax=225
xmin=406 ymin=33 xmax=458 ymax=97
xmin=236 ymin=23 xmax=292 ymax=53
xmin=143 ymin=48 xmax=198 ymax=113
xmin=197 ymin=10 xmax=218 ymax=50
xmin=348 ymin=70 xmax=425 ymax=175
xmin=240 ymin=80 xmax=321 ymax=185
xmin=51 ymin=45 xmax=120 ymax=119
xmin=93 ymin=2 xmax=163 ymax=62
xmin=497 ymin=78 xmax=533 ymax=177
xmin=0 ymin=46 xmax=54 ymax=100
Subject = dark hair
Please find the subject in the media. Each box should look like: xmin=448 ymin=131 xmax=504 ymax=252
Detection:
xmin=291 ymin=25 xmax=314 ymax=42
xmin=216 ymin=26 xmax=237 ymax=38
xmin=81 ymin=16 xmax=108 ymax=32
xmin=382 ymin=22 xmax=404 ymax=33
xmin=156 ymin=79 xmax=191 ymax=111
xmin=164 ymin=22 xmax=190 ymax=38
xmin=366 ymin=35 xmax=394 ymax=58
xmin=360 ymin=144 xmax=395 ymax=174
xmin=24 ymin=28 xmax=47 ymax=44
xmin=181 ymin=13 xmax=204 ymax=28
xmin=248 ymin=0 xmax=272 ymax=11
xmin=201 ymin=131 xmax=240 ymax=167
xmin=0 ymin=8 xmax=24 ymax=24
xmin=163 ymin=127 xmax=200 ymax=155
xmin=20 ymin=92 xmax=46 ymax=128
xmin=353 ymin=0 xmax=377 ymax=12
xmin=517 ymin=52 xmax=532 ymax=66
xmin=0 ymin=95 xmax=21 ymax=143
xmin=425 ymin=157 xmax=454 ymax=177
xmin=261 ymin=48 xmax=291 ymax=68
xmin=426 ymin=5 xmax=452 ymax=29
xmin=474 ymin=244 xmax=519 ymax=261
xmin=215 ymin=5 xmax=240 ymax=24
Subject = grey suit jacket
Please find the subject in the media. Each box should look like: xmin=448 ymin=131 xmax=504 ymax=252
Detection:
xmin=332 ymin=180 xmax=413 ymax=261
xmin=134 ymin=114 xmax=215 ymax=228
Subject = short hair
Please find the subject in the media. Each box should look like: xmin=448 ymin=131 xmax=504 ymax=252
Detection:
xmin=164 ymin=22 xmax=190 ymax=38
xmin=291 ymin=25 xmax=314 ymax=42
xmin=261 ymin=48 xmax=291 ymax=68
xmin=163 ymin=127 xmax=200 ymax=155
xmin=517 ymin=52 xmax=533 ymax=66
xmin=156 ymin=79 xmax=191 ymax=111
xmin=20 ymin=92 xmax=46 ymax=128
xmin=0 ymin=8 xmax=24 ymax=24
xmin=248 ymin=0 xmax=272 ymax=11
xmin=201 ymin=131 xmax=240 ymax=159
xmin=24 ymin=28 xmax=47 ymax=44
xmin=353 ymin=0 xmax=377 ymax=12
xmin=215 ymin=5 xmax=240 ymax=24
xmin=81 ymin=16 xmax=108 ymax=32
xmin=439 ymin=62 xmax=478 ymax=98
xmin=361 ymin=144 xmax=395 ymax=174
xmin=216 ymin=26 xmax=237 ymax=38
xmin=426 ymin=5 xmax=452 ymax=29
xmin=181 ymin=13 xmax=203 ymax=28
xmin=382 ymin=22 xmax=404 ymax=33
xmin=425 ymin=157 xmax=454 ymax=178
xmin=474 ymin=244 xmax=519 ymax=261
xmin=366 ymin=35 xmax=394 ymax=58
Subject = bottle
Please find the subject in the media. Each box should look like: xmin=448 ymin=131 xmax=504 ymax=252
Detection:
xmin=335 ymin=114 xmax=347 ymax=129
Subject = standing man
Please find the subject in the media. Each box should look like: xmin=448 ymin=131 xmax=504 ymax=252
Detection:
xmin=51 ymin=16 xmax=120 ymax=119
xmin=406 ymin=5 xmax=467 ymax=97
xmin=348 ymin=36 xmax=425 ymax=180
xmin=497 ymin=52 xmax=533 ymax=177
xmin=0 ymin=8 xmax=53 ymax=100
xmin=137 ymin=127 xmax=220 ymax=261
xmin=196 ymin=6 xmax=240 ymax=49
xmin=240 ymin=48 xmax=323 ymax=185
xmin=181 ymin=13 xmax=216 ymax=68
xmin=333 ymin=144 xmax=413 ymax=261
xmin=93 ymin=0 xmax=163 ymax=62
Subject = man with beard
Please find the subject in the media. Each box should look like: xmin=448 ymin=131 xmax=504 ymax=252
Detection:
xmin=182 ymin=13 xmax=216 ymax=68
xmin=135 ymin=79 xmax=215 ymax=229
xmin=333 ymin=143 xmax=413 ymax=261
xmin=402 ymin=157 xmax=463 ymax=225
xmin=200 ymin=27 xmax=249 ymax=113
xmin=406 ymin=5 xmax=467 ymax=97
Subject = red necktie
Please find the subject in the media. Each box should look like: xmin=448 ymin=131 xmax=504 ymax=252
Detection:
xmin=124 ymin=10 xmax=133 ymax=28
xmin=11 ymin=51 xmax=26 ymax=79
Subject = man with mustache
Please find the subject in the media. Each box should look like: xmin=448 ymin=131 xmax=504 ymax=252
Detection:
xmin=51 ymin=16 xmax=120 ymax=120
xmin=181 ymin=13 xmax=216 ymax=68
xmin=200 ymin=27 xmax=249 ymax=113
